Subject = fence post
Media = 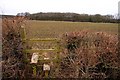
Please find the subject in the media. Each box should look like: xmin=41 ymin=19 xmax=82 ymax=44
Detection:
xmin=32 ymin=65 xmax=37 ymax=77
xmin=45 ymin=70 xmax=49 ymax=78
xmin=20 ymin=26 xmax=26 ymax=40
xmin=20 ymin=26 xmax=29 ymax=63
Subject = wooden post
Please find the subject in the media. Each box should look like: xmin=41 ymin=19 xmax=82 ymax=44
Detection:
xmin=43 ymin=52 xmax=50 ymax=78
xmin=45 ymin=70 xmax=49 ymax=78
xmin=20 ymin=26 xmax=28 ymax=63
xmin=33 ymin=65 xmax=37 ymax=77
xmin=54 ymin=40 xmax=61 ymax=77
xmin=20 ymin=26 xmax=26 ymax=40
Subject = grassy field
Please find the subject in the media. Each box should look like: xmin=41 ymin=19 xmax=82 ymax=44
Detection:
xmin=25 ymin=20 xmax=118 ymax=38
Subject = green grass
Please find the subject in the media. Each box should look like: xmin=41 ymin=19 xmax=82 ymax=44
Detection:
xmin=25 ymin=20 xmax=118 ymax=38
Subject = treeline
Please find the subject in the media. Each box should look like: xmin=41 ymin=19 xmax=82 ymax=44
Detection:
xmin=2 ymin=12 xmax=119 ymax=23
xmin=28 ymin=12 xmax=118 ymax=23
xmin=1 ymin=15 xmax=15 ymax=18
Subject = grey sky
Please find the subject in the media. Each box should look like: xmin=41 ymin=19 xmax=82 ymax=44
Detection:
xmin=0 ymin=0 xmax=119 ymax=15
xmin=118 ymin=1 xmax=120 ymax=19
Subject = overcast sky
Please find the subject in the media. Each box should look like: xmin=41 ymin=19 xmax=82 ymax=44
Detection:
xmin=0 ymin=0 xmax=119 ymax=15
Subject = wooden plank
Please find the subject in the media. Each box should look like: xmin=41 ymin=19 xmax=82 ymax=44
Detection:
xmin=28 ymin=58 xmax=61 ymax=63
xmin=24 ymin=49 xmax=60 ymax=53
xmin=22 ymin=38 xmax=60 ymax=42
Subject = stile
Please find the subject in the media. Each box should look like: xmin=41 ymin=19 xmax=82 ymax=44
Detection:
xmin=21 ymin=26 xmax=62 ymax=78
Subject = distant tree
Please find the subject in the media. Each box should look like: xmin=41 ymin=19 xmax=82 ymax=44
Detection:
xmin=24 ymin=12 xmax=30 ymax=17
xmin=17 ymin=12 xmax=30 ymax=17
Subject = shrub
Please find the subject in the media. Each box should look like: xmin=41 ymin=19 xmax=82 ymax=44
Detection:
xmin=59 ymin=30 xmax=119 ymax=78
xmin=2 ymin=17 xmax=26 ymax=78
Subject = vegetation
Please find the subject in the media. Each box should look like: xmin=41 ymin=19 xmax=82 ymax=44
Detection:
xmin=3 ymin=12 xmax=119 ymax=23
xmin=29 ymin=12 xmax=118 ymax=23
xmin=58 ymin=30 xmax=119 ymax=78
xmin=2 ymin=17 xmax=27 ymax=78
xmin=25 ymin=20 xmax=118 ymax=39
xmin=2 ymin=17 xmax=119 ymax=79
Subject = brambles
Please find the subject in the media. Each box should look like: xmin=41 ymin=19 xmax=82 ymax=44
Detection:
xmin=58 ymin=30 xmax=119 ymax=78
xmin=2 ymin=17 xmax=27 ymax=78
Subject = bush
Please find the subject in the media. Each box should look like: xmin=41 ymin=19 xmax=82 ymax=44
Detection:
xmin=59 ymin=30 xmax=119 ymax=78
xmin=2 ymin=17 xmax=26 ymax=78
